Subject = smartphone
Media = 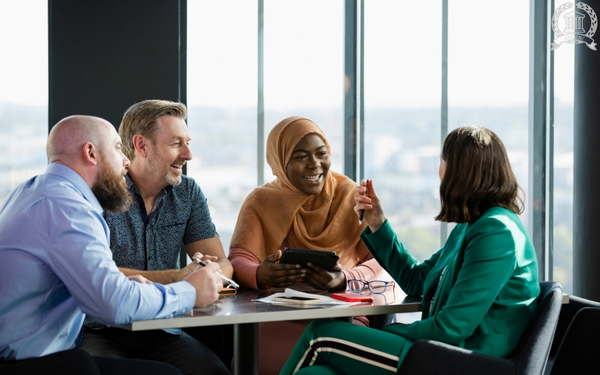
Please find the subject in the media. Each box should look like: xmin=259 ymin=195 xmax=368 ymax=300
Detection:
xmin=219 ymin=287 xmax=237 ymax=296
xmin=272 ymin=296 xmax=322 ymax=305
xmin=331 ymin=293 xmax=373 ymax=303
xmin=279 ymin=247 xmax=339 ymax=271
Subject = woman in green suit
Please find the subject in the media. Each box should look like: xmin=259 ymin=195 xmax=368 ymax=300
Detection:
xmin=280 ymin=126 xmax=540 ymax=375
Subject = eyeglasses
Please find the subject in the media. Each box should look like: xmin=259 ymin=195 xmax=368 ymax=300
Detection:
xmin=347 ymin=279 xmax=395 ymax=295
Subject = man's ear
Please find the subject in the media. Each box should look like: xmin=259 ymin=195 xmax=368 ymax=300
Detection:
xmin=82 ymin=142 xmax=99 ymax=166
xmin=132 ymin=134 xmax=148 ymax=158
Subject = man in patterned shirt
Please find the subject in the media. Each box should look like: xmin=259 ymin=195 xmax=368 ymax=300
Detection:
xmin=79 ymin=100 xmax=233 ymax=375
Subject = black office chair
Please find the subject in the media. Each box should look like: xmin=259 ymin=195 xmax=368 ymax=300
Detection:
xmin=548 ymin=294 xmax=600 ymax=359
xmin=548 ymin=307 xmax=600 ymax=375
xmin=396 ymin=281 xmax=563 ymax=375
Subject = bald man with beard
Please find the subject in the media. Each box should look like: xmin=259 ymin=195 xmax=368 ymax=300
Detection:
xmin=0 ymin=116 xmax=223 ymax=375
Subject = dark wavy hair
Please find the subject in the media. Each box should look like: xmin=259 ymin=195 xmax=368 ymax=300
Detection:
xmin=435 ymin=126 xmax=524 ymax=223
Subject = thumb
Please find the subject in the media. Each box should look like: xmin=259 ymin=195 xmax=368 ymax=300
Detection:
xmin=265 ymin=250 xmax=282 ymax=263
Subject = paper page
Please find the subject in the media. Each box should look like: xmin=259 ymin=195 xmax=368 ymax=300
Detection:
xmin=253 ymin=288 xmax=359 ymax=307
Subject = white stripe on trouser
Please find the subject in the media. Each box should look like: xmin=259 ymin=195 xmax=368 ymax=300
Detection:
xmin=293 ymin=337 xmax=399 ymax=373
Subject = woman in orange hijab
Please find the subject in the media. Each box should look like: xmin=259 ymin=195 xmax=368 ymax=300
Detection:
xmin=229 ymin=116 xmax=391 ymax=291
xmin=228 ymin=116 xmax=393 ymax=374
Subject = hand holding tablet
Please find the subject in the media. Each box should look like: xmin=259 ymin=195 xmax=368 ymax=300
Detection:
xmin=278 ymin=247 xmax=340 ymax=271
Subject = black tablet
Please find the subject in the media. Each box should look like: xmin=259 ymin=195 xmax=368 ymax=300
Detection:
xmin=279 ymin=247 xmax=339 ymax=271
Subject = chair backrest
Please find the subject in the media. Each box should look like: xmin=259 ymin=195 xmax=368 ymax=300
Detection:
xmin=549 ymin=307 xmax=600 ymax=374
xmin=510 ymin=281 xmax=563 ymax=375
xmin=549 ymin=294 xmax=600 ymax=357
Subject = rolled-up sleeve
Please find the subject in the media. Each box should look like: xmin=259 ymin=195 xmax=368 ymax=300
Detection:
xmin=228 ymin=247 xmax=262 ymax=290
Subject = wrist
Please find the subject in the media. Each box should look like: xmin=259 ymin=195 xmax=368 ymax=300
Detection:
xmin=332 ymin=278 xmax=346 ymax=291
xmin=175 ymin=267 xmax=190 ymax=283
xmin=372 ymin=216 xmax=389 ymax=232
xmin=256 ymin=265 xmax=268 ymax=289
xmin=369 ymin=223 xmax=382 ymax=233
xmin=328 ymin=270 xmax=347 ymax=291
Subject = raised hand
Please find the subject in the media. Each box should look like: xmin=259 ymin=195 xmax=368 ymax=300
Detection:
xmin=354 ymin=179 xmax=387 ymax=232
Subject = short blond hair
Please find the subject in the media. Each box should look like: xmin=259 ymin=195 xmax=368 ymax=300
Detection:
xmin=119 ymin=99 xmax=187 ymax=160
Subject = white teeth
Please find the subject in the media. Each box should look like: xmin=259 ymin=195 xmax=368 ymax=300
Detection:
xmin=304 ymin=175 xmax=320 ymax=180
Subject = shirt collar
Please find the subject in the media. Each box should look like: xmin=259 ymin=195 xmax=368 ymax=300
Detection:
xmin=45 ymin=163 xmax=104 ymax=214
xmin=125 ymin=174 xmax=174 ymax=197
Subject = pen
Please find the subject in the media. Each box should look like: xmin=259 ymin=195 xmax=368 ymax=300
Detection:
xmin=359 ymin=179 xmax=370 ymax=225
xmin=192 ymin=257 xmax=240 ymax=289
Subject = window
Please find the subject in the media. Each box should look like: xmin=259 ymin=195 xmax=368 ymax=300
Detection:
xmin=552 ymin=0 xmax=575 ymax=293
xmin=187 ymin=0 xmax=258 ymax=252
xmin=189 ymin=1 xmax=569 ymax=287
xmin=0 ymin=1 xmax=48 ymax=204
xmin=363 ymin=1 xmax=442 ymax=261
xmin=188 ymin=0 xmax=343 ymax=252
xmin=448 ymin=0 xmax=529 ymax=202
xmin=263 ymin=0 xmax=344 ymax=175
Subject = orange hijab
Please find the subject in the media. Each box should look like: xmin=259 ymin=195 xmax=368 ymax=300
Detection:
xmin=230 ymin=116 xmax=368 ymax=269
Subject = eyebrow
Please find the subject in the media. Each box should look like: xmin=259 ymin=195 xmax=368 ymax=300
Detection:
xmin=171 ymin=134 xmax=191 ymax=140
xmin=292 ymin=145 xmax=327 ymax=154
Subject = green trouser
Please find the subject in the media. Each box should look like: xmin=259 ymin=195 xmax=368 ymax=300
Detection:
xmin=279 ymin=319 xmax=413 ymax=375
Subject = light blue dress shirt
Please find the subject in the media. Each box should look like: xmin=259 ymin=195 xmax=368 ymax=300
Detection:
xmin=0 ymin=163 xmax=196 ymax=360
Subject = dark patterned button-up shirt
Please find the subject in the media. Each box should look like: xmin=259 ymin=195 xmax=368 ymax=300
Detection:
xmin=104 ymin=174 xmax=217 ymax=271
xmin=86 ymin=175 xmax=217 ymax=334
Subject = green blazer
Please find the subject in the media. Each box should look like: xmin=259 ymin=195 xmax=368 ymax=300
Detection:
xmin=361 ymin=206 xmax=539 ymax=359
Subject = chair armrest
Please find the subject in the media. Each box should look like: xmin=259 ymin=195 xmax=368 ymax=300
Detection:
xmin=397 ymin=340 xmax=514 ymax=375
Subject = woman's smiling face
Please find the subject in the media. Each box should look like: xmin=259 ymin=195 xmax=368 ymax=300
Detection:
xmin=286 ymin=133 xmax=331 ymax=195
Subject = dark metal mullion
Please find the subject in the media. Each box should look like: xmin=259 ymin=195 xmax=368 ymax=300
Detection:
xmin=528 ymin=0 xmax=552 ymax=281
xmin=440 ymin=0 xmax=448 ymax=246
xmin=358 ymin=0 xmax=365 ymax=180
xmin=48 ymin=2 xmax=54 ymax=133
xmin=344 ymin=0 xmax=358 ymax=180
xmin=547 ymin=1 xmax=554 ymax=282
xmin=257 ymin=0 xmax=265 ymax=186
xmin=179 ymin=0 xmax=188 ymax=269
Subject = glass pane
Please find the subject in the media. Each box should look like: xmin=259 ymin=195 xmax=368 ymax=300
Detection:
xmin=448 ymin=1 xmax=530 ymax=224
xmin=364 ymin=1 xmax=442 ymax=262
xmin=0 ymin=1 xmax=48 ymax=204
xmin=552 ymin=0 xmax=575 ymax=294
xmin=263 ymin=0 xmax=344 ymax=180
xmin=187 ymin=0 xmax=258 ymax=252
